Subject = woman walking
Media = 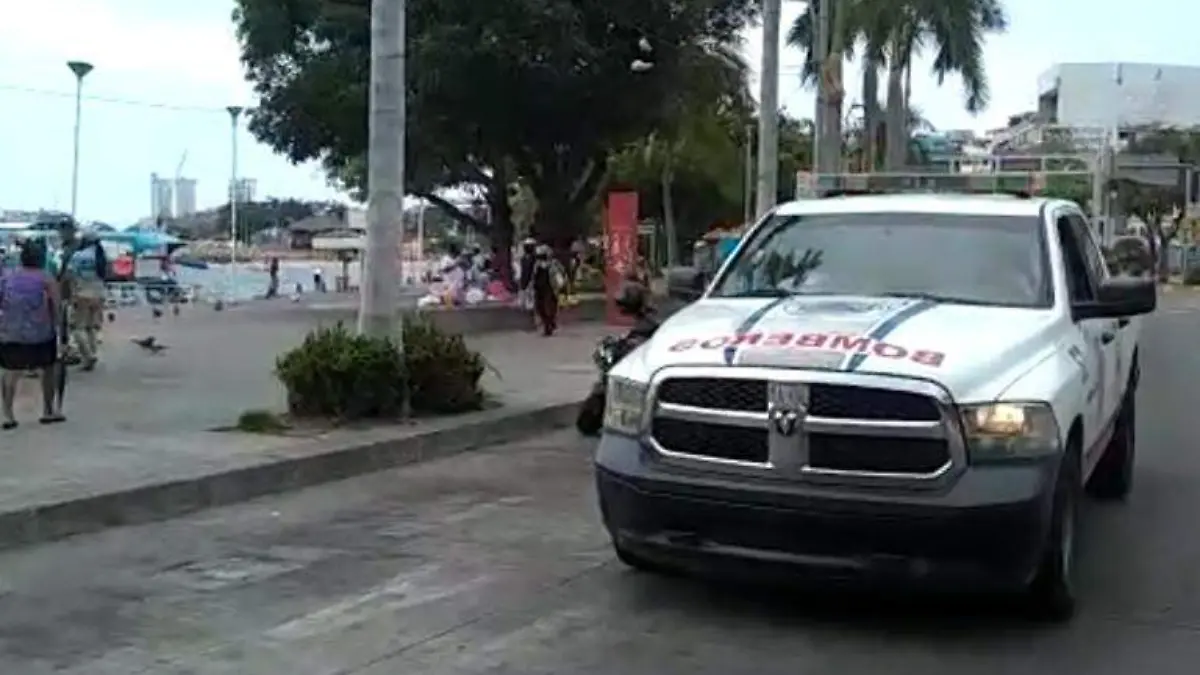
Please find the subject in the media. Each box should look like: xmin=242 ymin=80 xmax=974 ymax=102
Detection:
xmin=0 ymin=242 xmax=64 ymax=428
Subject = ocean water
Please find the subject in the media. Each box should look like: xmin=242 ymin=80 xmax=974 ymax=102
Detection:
xmin=171 ymin=261 xmax=433 ymax=303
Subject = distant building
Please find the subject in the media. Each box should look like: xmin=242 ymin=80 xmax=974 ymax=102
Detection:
xmin=287 ymin=214 xmax=345 ymax=250
xmin=174 ymin=178 xmax=197 ymax=217
xmin=1038 ymin=62 xmax=1200 ymax=129
xmin=150 ymin=173 xmax=173 ymax=221
xmin=230 ymin=178 xmax=257 ymax=203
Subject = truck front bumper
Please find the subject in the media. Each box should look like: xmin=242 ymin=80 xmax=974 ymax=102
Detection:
xmin=596 ymin=434 xmax=1061 ymax=590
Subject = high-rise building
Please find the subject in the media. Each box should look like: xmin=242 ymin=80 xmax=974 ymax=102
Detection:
xmin=174 ymin=178 xmax=197 ymax=217
xmin=150 ymin=173 xmax=173 ymax=221
xmin=230 ymin=177 xmax=257 ymax=203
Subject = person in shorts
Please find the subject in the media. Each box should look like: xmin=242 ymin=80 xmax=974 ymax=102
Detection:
xmin=63 ymin=236 xmax=107 ymax=370
xmin=0 ymin=241 xmax=63 ymax=427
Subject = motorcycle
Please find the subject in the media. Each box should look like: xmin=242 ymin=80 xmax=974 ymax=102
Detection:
xmin=575 ymin=303 xmax=659 ymax=436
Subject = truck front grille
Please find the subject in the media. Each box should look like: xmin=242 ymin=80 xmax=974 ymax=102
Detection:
xmin=649 ymin=371 xmax=956 ymax=483
xmin=656 ymin=377 xmax=939 ymax=421
xmin=808 ymin=435 xmax=949 ymax=474
xmin=651 ymin=418 xmax=768 ymax=464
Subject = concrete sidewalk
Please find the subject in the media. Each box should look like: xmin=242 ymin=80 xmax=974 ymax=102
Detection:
xmin=0 ymin=306 xmax=611 ymax=550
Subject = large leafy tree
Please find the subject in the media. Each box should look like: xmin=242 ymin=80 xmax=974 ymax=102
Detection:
xmin=233 ymin=0 xmax=756 ymax=263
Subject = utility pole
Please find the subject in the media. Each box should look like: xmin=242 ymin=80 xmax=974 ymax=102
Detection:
xmin=359 ymin=0 xmax=405 ymax=339
xmin=754 ymin=0 xmax=781 ymax=218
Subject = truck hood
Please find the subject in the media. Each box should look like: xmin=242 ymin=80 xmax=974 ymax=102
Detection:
xmin=623 ymin=295 xmax=1061 ymax=402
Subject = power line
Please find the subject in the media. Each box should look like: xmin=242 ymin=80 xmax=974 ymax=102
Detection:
xmin=0 ymin=83 xmax=238 ymax=112
xmin=1 ymin=62 xmax=811 ymax=113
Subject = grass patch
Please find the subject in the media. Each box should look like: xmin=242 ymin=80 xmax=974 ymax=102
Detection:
xmin=234 ymin=409 xmax=291 ymax=434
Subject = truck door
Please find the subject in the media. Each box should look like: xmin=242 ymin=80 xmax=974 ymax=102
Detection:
xmin=1054 ymin=212 xmax=1109 ymax=458
xmin=1067 ymin=212 xmax=1125 ymax=428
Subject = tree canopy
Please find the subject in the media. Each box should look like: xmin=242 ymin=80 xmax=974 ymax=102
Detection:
xmin=233 ymin=0 xmax=757 ymax=256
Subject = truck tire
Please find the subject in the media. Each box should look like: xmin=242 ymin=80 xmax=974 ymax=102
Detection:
xmin=1026 ymin=440 xmax=1081 ymax=621
xmin=1087 ymin=391 xmax=1136 ymax=500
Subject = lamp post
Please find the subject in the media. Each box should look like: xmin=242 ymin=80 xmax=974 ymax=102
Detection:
xmin=67 ymin=61 xmax=94 ymax=222
xmin=226 ymin=106 xmax=243 ymax=303
xmin=754 ymin=0 xmax=781 ymax=218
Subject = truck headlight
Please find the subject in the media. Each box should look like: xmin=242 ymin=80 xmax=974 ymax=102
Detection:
xmin=959 ymin=402 xmax=1061 ymax=463
xmin=603 ymin=377 xmax=647 ymax=436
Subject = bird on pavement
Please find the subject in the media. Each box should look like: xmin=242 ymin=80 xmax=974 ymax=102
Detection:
xmin=131 ymin=336 xmax=168 ymax=354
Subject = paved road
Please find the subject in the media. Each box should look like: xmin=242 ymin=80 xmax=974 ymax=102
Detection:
xmin=2 ymin=297 xmax=1199 ymax=674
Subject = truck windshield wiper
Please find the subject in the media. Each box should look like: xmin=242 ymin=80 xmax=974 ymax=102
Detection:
xmin=719 ymin=288 xmax=792 ymax=298
xmin=877 ymin=291 xmax=994 ymax=307
xmin=719 ymin=289 xmax=837 ymax=299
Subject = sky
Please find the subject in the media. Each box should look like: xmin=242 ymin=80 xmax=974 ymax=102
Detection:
xmin=1 ymin=0 xmax=1198 ymax=224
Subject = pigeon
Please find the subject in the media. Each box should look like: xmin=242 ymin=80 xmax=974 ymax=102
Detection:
xmin=132 ymin=336 xmax=168 ymax=354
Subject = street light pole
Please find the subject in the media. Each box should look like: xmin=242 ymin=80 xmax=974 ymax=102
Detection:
xmin=67 ymin=61 xmax=94 ymax=221
xmin=360 ymin=0 xmax=405 ymax=339
xmin=226 ymin=106 xmax=243 ymax=303
xmin=754 ymin=0 xmax=781 ymax=218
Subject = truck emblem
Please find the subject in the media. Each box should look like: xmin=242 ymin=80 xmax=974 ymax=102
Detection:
xmin=769 ymin=406 xmax=803 ymax=436
xmin=767 ymin=382 xmax=809 ymax=437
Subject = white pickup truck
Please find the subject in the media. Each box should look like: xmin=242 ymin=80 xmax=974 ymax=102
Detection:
xmin=595 ymin=192 xmax=1156 ymax=619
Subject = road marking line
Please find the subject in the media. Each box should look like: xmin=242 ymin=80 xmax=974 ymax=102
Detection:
xmin=263 ymin=564 xmax=494 ymax=642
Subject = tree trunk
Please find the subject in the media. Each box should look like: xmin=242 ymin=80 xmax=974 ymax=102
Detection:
xmin=861 ymin=63 xmax=880 ymax=172
xmin=526 ymin=154 xmax=607 ymax=263
xmin=486 ymin=170 xmax=517 ymax=291
xmin=883 ymin=56 xmax=907 ymax=171
xmin=820 ymin=0 xmax=847 ymax=173
xmin=661 ymin=153 xmax=678 ymax=267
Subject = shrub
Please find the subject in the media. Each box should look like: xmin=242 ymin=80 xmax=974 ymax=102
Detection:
xmin=275 ymin=323 xmax=406 ymax=419
xmin=1184 ymin=265 xmax=1200 ymax=286
xmin=402 ymin=313 xmax=487 ymax=414
xmin=274 ymin=317 xmax=487 ymax=421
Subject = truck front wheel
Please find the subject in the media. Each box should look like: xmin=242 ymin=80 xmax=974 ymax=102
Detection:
xmin=1027 ymin=441 xmax=1081 ymax=621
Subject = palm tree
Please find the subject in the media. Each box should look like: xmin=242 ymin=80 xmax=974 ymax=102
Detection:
xmin=788 ymin=0 xmax=1008 ymax=171
xmin=881 ymin=0 xmax=1008 ymax=169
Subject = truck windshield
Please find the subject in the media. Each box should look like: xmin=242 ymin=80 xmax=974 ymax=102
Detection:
xmin=710 ymin=212 xmax=1053 ymax=308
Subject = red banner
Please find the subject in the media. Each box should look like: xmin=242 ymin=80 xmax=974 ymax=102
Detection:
xmin=604 ymin=191 xmax=639 ymax=325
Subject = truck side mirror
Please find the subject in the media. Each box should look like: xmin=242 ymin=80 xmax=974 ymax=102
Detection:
xmin=1073 ymin=277 xmax=1157 ymax=320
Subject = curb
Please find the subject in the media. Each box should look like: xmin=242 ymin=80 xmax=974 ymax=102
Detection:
xmin=0 ymin=402 xmax=581 ymax=553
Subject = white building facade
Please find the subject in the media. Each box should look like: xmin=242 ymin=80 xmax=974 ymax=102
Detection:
xmin=1038 ymin=62 xmax=1200 ymax=129
xmin=150 ymin=173 xmax=173 ymax=221
xmin=174 ymin=178 xmax=197 ymax=217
